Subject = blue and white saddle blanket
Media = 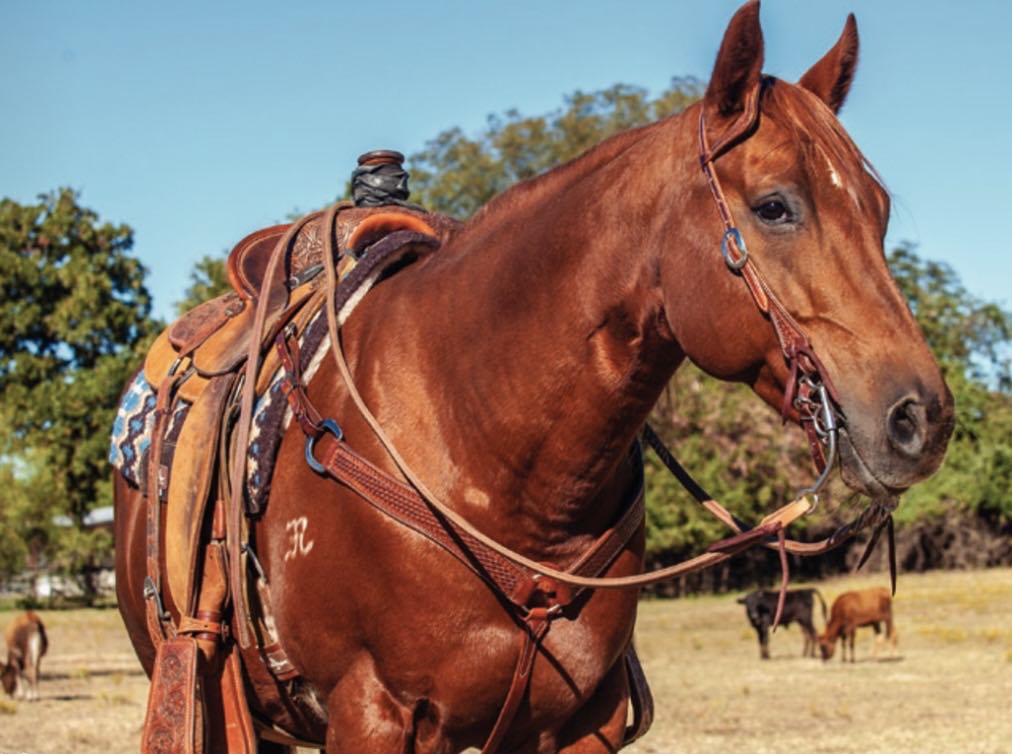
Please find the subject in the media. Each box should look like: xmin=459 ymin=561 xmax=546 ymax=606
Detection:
xmin=109 ymin=308 xmax=331 ymax=510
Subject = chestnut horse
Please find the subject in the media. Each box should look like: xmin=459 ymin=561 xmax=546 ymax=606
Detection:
xmin=115 ymin=2 xmax=953 ymax=752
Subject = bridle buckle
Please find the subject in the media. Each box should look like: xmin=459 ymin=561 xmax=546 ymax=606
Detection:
xmin=720 ymin=227 xmax=749 ymax=271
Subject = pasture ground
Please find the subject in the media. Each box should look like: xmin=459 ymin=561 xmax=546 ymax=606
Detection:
xmin=0 ymin=567 xmax=1009 ymax=753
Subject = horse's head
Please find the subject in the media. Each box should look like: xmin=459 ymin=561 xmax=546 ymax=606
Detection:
xmin=818 ymin=635 xmax=837 ymax=661
xmin=659 ymin=1 xmax=953 ymax=500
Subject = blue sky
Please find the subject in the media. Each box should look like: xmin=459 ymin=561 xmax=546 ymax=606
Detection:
xmin=2 ymin=0 xmax=1009 ymax=321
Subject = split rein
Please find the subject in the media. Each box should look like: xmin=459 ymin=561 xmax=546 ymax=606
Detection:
xmin=230 ymin=100 xmax=897 ymax=638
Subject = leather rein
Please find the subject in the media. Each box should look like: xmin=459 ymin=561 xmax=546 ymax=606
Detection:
xmin=227 ymin=88 xmax=897 ymax=752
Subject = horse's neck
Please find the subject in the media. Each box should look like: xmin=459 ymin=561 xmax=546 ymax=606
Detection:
xmin=341 ymin=117 xmax=695 ymax=557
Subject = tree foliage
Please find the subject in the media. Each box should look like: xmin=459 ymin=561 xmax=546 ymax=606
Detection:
xmin=0 ymin=464 xmax=29 ymax=578
xmin=177 ymin=253 xmax=233 ymax=314
xmin=883 ymin=245 xmax=1012 ymax=527
xmin=0 ymin=189 xmax=158 ymax=599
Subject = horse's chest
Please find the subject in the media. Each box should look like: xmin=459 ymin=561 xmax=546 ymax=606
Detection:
xmin=459 ymin=589 xmax=637 ymax=729
xmin=263 ymin=477 xmax=639 ymax=743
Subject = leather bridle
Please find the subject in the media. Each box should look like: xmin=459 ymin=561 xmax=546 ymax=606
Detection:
xmin=697 ymin=81 xmax=843 ymax=504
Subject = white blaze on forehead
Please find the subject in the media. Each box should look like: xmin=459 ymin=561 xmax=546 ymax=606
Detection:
xmin=823 ymin=151 xmax=843 ymax=188
xmin=817 ymin=145 xmax=862 ymax=208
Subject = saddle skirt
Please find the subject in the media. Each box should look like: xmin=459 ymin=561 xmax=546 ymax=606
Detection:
xmin=111 ymin=203 xmax=451 ymax=598
xmin=112 ymin=201 xmax=453 ymax=752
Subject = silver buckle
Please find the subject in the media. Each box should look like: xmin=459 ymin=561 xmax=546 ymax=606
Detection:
xmin=721 ymin=227 xmax=749 ymax=270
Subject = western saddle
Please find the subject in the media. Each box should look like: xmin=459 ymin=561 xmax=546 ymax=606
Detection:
xmin=137 ymin=151 xmax=657 ymax=754
xmin=138 ymin=153 xmax=460 ymax=753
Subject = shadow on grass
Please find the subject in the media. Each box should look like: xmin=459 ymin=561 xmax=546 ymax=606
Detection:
xmin=40 ymin=693 xmax=94 ymax=702
xmin=43 ymin=667 xmax=145 ymax=681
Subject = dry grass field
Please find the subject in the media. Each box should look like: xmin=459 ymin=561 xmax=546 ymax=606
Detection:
xmin=627 ymin=567 xmax=1012 ymax=754
xmin=1 ymin=567 xmax=1009 ymax=753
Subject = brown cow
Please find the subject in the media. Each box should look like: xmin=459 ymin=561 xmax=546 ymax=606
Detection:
xmin=819 ymin=587 xmax=897 ymax=662
xmin=2 ymin=611 xmax=48 ymax=701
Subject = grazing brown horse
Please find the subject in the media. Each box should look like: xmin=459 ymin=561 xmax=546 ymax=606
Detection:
xmin=819 ymin=587 xmax=898 ymax=662
xmin=2 ymin=611 xmax=47 ymax=702
xmin=115 ymin=2 xmax=953 ymax=752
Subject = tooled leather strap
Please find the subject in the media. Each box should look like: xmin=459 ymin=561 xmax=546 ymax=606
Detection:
xmin=300 ymin=393 xmax=645 ymax=608
xmin=700 ymin=109 xmax=841 ymax=392
xmin=228 ymin=211 xmax=320 ymax=649
xmin=178 ymin=613 xmax=223 ymax=641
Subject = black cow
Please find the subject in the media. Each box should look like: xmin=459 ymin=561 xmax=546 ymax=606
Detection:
xmin=737 ymin=588 xmax=827 ymax=659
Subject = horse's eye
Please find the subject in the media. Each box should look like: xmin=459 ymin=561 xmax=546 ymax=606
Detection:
xmin=754 ymin=198 xmax=790 ymax=224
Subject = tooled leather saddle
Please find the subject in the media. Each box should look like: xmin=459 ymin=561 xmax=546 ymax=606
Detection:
xmin=137 ymin=199 xmax=457 ymax=754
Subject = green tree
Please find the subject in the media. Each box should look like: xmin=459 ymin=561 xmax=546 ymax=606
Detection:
xmin=0 ymin=451 xmax=58 ymax=596
xmin=0 ymin=189 xmax=158 ymax=601
xmin=176 ymin=253 xmax=232 ymax=314
xmin=884 ymin=245 xmax=1012 ymax=526
xmin=0 ymin=463 xmax=29 ymax=579
xmin=887 ymin=243 xmax=1010 ymax=390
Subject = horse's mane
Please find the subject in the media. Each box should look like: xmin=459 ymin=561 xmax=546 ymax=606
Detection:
xmin=464 ymin=119 xmax=660 ymax=232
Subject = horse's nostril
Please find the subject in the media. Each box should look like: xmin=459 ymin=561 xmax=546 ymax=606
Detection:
xmin=886 ymin=398 xmax=926 ymax=456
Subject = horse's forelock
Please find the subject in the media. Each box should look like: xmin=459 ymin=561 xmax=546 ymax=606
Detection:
xmin=762 ymin=78 xmax=887 ymax=201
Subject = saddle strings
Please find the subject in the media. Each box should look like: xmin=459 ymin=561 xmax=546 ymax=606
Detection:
xmin=228 ymin=210 xmax=321 ymax=648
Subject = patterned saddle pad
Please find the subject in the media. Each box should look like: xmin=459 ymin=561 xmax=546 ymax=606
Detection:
xmin=110 ymin=307 xmax=331 ymax=511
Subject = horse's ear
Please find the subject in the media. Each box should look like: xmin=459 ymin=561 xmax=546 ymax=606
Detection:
xmin=799 ymin=14 xmax=859 ymax=114
xmin=705 ymin=0 xmax=764 ymax=118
